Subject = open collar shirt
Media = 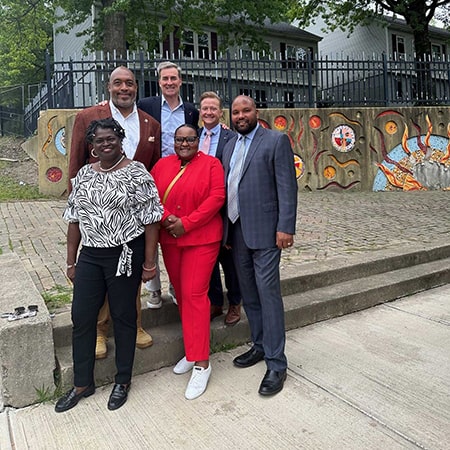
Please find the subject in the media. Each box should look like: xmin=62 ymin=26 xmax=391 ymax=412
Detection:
xmin=109 ymin=101 xmax=140 ymax=160
xmin=161 ymin=95 xmax=185 ymax=158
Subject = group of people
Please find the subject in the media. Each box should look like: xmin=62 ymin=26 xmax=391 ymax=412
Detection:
xmin=55 ymin=61 xmax=297 ymax=414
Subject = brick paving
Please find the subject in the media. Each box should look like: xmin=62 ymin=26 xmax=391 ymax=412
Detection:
xmin=1 ymin=191 xmax=450 ymax=294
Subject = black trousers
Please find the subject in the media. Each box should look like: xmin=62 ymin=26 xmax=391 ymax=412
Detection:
xmin=208 ymin=246 xmax=241 ymax=307
xmin=71 ymin=234 xmax=145 ymax=386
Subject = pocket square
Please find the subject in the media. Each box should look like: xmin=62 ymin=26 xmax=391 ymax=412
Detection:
xmin=148 ymin=136 xmax=155 ymax=142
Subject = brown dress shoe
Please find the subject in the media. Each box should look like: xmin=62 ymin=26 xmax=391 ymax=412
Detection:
xmin=210 ymin=305 xmax=223 ymax=321
xmin=224 ymin=304 xmax=241 ymax=326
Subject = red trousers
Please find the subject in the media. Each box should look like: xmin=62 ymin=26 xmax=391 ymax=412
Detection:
xmin=161 ymin=241 xmax=220 ymax=362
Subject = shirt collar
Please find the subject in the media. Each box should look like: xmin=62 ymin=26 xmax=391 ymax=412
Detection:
xmin=161 ymin=95 xmax=184 ymax=109
xmin=109 ymin=100 xmax=137 ymax=118
xmin=204 ymin=123 xmax=221 ymax=136
xmin=238 ymin=123 xmax=259 ymax=141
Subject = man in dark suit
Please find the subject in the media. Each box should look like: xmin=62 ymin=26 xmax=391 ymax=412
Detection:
xmin=137 ymin=61 xmax=199 ymax=157
xmin=68 ymin=66 xmax=161 ymax=357
xmin=198 ymin=91 xmax=242 ymax=326
xmin=137 ymin=61 xmax=199 ymax=306
xmin=222 ymin=95 xmax=297 ymax=396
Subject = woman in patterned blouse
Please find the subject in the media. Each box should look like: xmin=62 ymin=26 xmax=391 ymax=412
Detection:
xmin=55 ymin=118 xmax=163 ymax=413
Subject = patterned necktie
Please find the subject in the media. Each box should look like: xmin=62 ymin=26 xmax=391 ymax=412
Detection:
xmin=201 ymin=130 xmax=212 ymax=154
xmin=227 ymin=136 xmax=247 ymax=223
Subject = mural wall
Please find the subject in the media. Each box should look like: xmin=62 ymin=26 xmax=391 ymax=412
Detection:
xmin=258 ymin=107 xmax=450 ymax=192
xmin=37 ymin=107 xmax=450 ymax=197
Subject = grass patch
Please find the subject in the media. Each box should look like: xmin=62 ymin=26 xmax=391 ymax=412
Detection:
xmin=0 ymin=175 xmax=45 ymax=201
xmin=41 ymin=284 xmax=72 ymax=311
xmin=210 ymin=341 xmax=238 ymax=354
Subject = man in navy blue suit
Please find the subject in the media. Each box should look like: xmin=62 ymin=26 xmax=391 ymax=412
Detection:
xmin=137 ymin=61 xmax=199 ymax=306
xmin=222 ymin=95 xmax=297 ymax=396
xmin=197 ymin=91 xmax=242 ymax=326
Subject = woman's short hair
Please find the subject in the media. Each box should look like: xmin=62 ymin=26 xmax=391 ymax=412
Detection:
xmin=174 ymin=123 xmax=197 ymax=135
xmin=86 ymin=117 xmax=126 ymax=143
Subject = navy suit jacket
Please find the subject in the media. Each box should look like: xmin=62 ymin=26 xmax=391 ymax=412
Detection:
xmin=137 ymin=96 xmax=199 ymax=128
xmin=198 ymin=126 xmax=236 ymax=161
xmin=222 ymin=126 xmax=298 ymax=249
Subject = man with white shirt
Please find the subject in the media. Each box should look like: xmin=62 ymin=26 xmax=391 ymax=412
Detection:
xmin=137 ymin=61 xmax=199 ymax=307
xmin=198 ymin=91 xmax=242 ymax=326
xmin=68 ymin=66 xmax=161 ymax=358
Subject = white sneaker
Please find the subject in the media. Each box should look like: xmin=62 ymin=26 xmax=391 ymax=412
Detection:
xmin=173 ymin=356 xmax=195 ymax=374
xmin=146 ymin=289 xmax=162 ymax=309
xmin=185 ymin=364 xmax=211 ymax=400
xmin=168 ymin=283 xmax=177 ymax=305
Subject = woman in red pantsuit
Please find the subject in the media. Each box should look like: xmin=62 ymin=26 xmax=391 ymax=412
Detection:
xmin=151 ymin=124 xmax=225 ymax=400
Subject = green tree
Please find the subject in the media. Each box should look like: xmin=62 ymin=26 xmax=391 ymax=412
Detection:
xmin=0 ymin=0 xmax=54 ymax=88
xmin=54 ymin=0 xmax=293 ymax=56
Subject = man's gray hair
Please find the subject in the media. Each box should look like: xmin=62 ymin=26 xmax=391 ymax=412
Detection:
xmin=157 ymin=61 xmax=182 ymax=78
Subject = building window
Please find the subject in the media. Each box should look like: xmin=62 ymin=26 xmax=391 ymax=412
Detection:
xmin=392 ymin=34 xmax=406 ymax=60
xmin=280 ymin=43 xmax=312 ymax=69
xmin=181 ymin=30 xmax=210 ymax=59
xmin=431 ymin=44 xmax=443 ymax=60
xmin=239 ymin=88 xmax=267 ymax=108
xmin=284 ymin=91 xmax=294 ymax=108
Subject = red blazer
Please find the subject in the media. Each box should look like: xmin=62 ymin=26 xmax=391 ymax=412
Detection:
xmin=68 ymin=103 xmax=161 ymax=183
xmin=151 ymin=152 xmax=225 ymax=246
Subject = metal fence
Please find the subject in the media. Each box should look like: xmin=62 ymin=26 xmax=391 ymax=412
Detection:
xmin=19 ymin=51 xmax=450 ymax=137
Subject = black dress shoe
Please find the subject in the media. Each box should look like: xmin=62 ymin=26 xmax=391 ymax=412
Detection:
xmin=258 ymin=369 xmax=287 ymax=396
xmin=233 ymin=347 xmax=265 ymax=368
xmin=55 ymin=384 xmax=95 ymax=413
xmin=107 ymin=383 xmax=130 ymax=411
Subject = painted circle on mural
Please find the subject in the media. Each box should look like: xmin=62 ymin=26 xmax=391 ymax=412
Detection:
xmin=274 ymin=115 xmax=287 ymax=131
xmin=331 ymin=125 xmax=356 ymax=152
xmin=46 ymin=167 xmax=63 ymax=183
xmin=54 ymin=127 xmax=66 ymax=155
xmin=294 ymin=154 xmax=304 ymax=179
xmin=373 ymin=135 xmax=450 ymax=191
xmin=258 ymin=119 xmax=270 ymax=129
xmin=385 ymin=121 xmax=398 ymax=135
xmin=323 ymin=166 xmax=336 ymax=180
xmin=309 ymin=115 xmax=321 ymax=129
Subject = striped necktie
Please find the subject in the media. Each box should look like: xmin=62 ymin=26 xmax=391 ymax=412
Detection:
xmin=227 ymin=136 xmax=247 ymax=223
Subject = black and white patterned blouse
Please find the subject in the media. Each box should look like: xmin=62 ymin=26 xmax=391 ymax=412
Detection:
xmin=64 ymin=161 xmax=163 ymax=276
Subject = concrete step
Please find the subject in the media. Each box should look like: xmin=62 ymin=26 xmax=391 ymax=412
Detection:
xmin=54 ymin=250 xmax=450 ymax=389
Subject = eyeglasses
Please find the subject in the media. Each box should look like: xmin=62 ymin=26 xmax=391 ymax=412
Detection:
xmin=174 ymin=136 xmax=198 ymax=145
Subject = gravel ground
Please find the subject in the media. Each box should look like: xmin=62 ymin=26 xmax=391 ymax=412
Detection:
xmin=0 ymin=136 xmax=38 ymax=186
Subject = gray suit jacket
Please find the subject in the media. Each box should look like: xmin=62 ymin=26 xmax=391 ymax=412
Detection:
xmin=222 ymin=126 xmax=298 ymax=249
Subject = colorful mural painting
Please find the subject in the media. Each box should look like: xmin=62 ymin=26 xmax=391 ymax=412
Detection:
xmin=257 ymin=108 xmax=449 ymax=193
xmin=35 ymin=108 xmax=450 ymax=196
xmin=373 ymin=116 xmax=450 ymax=191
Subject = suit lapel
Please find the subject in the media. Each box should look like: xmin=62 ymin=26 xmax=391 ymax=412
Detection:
xmin=241 ymin=126 xmax=265 ymax=178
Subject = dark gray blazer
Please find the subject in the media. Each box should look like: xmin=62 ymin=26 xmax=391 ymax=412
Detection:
xmin=222 ymin=126 xmax=298 ymax=249
xmin=137 ymin=96 xmax=199 ymax=128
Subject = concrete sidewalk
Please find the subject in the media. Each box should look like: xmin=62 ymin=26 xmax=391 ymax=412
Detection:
xmin=1 ymin=284 xmax=449 ymax=449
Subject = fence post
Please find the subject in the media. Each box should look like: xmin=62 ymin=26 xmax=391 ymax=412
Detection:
xmin=139 ymin=51 xmax=145 ymax=98
xmin=45 ymin=50 xmax=54 ymax=109
xmin=226 ymin=50 xmax=233 ymax=116
xmin=382 ymin=53 xmax=389 ymax=106
xmin=307 ymin=51 xmax=314 ymax=107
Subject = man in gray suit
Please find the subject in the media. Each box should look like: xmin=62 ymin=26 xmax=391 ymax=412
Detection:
xmin=222 ymin=95 xmax=297 ymax=396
